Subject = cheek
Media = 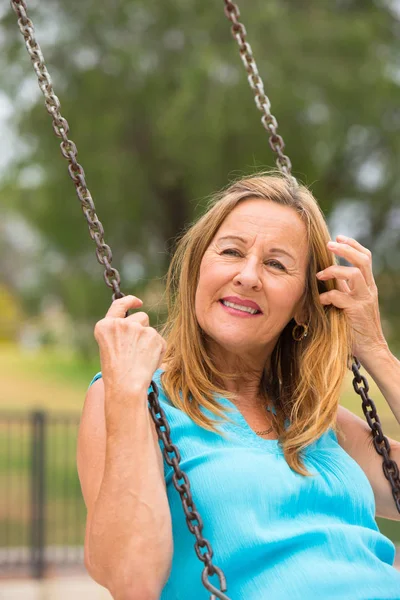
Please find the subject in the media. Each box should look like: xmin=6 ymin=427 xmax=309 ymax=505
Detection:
xmin=265 ymin=278 xmax=303 ymax=310
xmin=194 ymin=284 xmax=213 ymax=334
xmin=197 ymin=260 xmax=223 ymax=298
xmin=194 ymin=265 xmax=209 ymax=322
xmin=195 ymin=262 xmax=223 ymax=324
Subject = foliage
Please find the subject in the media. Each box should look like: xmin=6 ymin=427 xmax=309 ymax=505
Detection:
xmin=0 ymin=284 xmax=24 ymax=341
xmin=0 ymin=0 xmax=399 ymax=351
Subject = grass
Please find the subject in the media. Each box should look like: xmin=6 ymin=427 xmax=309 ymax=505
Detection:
xmin=0 ymin=343 xmax=100 ymax=414
xmin=0 ymin=342 xmax=399 ymax=549
xmin=1 ymin=342 xmax=399 ymax=436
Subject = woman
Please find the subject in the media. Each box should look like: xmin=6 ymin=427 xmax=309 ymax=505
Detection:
xmin=78 ymin=173 xmax=400 ymax=599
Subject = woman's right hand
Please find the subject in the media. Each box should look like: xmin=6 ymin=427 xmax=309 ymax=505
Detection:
xmin=94 ymin=295 xmax=167 ymax=398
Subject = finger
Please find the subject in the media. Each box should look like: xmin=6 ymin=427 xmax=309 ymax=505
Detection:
xmin=105 ymin=295 xmax=143 ymax=318
xmin=126 ymin=310 xmax=149 ymax=327
xmin=319 ymin=289 xmax=351 ymax=309
xmin=327 ymin=241 xmax=374 ymax=287
xmin=336 ymin=235 xmax=372 ymax=258
xmin=317 ymin=266 xmax=368 ymax=294
xmin=336 ymin=278 xmax=351 ymax=294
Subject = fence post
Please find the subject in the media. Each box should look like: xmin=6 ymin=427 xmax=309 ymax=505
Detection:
xmin=30 ymin=410 xmax=46 ymax=579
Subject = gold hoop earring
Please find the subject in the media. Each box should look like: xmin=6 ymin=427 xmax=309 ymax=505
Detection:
xmin=292 ymin=323 xmax=309 ymax=342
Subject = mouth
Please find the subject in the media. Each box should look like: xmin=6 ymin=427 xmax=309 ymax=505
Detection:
xmin=219 ymin=299 xmax=262 ymax=317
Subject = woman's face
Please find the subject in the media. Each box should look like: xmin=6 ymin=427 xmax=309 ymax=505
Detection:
xmin=195 ymin=198 xmax=309 ymax=367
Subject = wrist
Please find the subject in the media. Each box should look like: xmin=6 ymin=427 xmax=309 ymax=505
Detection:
xmin=104 ymin=379 xmax=150 ymax=401
xmin=357 ymin=343 xmax=395 ymax=375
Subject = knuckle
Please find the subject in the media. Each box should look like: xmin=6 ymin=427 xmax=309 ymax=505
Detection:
xmin=129 ymin=320 xmax=141 ymax=331
xmin=112 ymin=294 xmax=133 ymax=304
xmin=116 ymin=318 xmax=128 ymax=329
xmin=149 ymin=328 xmax=164 ymax=346
xmin=133 ymin=311 xmax=150 ymax=326
xmin=94 ymin=319 xmax=106 ymax=335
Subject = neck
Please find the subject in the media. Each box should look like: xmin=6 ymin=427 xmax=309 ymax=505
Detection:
xmin=207 ymin=344 xmax=272 ymax=410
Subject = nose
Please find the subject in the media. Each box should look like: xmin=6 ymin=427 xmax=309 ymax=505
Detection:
xmin=233 ymin=257 xmax=262 ymax=291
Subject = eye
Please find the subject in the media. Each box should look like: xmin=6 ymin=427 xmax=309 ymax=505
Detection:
xmin=221 ymin=249 xmax=286 ymax=271
xmin=221 ymin=248 xmax=241 ymax=257
xmin=267 ymin=260 xmax=286 ymax=271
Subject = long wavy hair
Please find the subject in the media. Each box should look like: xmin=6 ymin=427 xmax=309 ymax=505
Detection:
xmin=159 ymin=171 xmax=353 ymax=476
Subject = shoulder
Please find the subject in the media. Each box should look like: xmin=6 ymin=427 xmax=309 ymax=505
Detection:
xmin=88 ymin=372 xmax=103 ymax=389
xmin=336 ymin=405 xmax=400 ymax=520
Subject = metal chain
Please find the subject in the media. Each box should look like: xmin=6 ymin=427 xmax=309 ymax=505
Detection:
xmin=10 ymin=0 xmax=123 ymax=300
xmin=12 ymin=2 xmax=400 ymax=600
xmin=352 ymin=359 xmax=400 ymax=513
xmin=11 ymin=1 xmax=230 ymax=596
xmin=223 ymin=0 xmax=400 ymax=514
xmin=148 ymin=383 xmax=230 ymax=599
xmin=223 ymin=0 xmax=297 ymax=187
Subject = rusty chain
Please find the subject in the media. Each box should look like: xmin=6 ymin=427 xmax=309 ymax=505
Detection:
xmin=352 ymin=359 xmax=400 ymax=512
xmin=10 ymin=0 xmax=123 ymax=300
xmin=223 ymin=0 xmax=297 ymax=187
xmin=11 ymin=1 xmax=400 ymax=599
xmin=148 ymin=382 xmax=230 ymax=599
xmin=11 ymin=0 xmax=230 ymax=596
xmin=223 ymin=0 xmax=400 ymax=515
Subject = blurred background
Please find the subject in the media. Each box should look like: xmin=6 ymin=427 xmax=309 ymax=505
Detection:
xmin=1 ymin=0 xmax=400 ymax=597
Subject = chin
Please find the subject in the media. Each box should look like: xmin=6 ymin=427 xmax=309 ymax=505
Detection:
xmin=207 ymin=333 xmax=253 ymax=354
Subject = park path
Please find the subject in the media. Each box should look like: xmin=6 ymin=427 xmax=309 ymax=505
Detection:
xmin=1 ymin=552 xmax=399 ymax=599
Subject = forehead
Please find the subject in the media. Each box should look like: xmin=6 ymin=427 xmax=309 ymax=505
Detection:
xmin=217 ymin=198 xmax=307 ymax=242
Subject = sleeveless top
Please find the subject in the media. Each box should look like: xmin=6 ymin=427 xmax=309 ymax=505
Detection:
xmin=88 ymin=369 xmax=400 ymax=599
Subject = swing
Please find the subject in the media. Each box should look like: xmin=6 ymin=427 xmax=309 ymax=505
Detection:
xmin=10 ymin=1 xmax=400 ymax=598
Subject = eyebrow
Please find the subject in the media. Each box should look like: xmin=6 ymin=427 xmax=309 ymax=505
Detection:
xmin=217 ymin=235 xmax=295 ymax=260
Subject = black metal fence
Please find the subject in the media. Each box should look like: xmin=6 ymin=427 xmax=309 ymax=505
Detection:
xmin=1 ymin=409 xmax=400 ymax=581
xmin=0 ymin=410 xmax=86 ymax=579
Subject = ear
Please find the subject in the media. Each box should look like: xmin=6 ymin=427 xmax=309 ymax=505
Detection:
xmin=293 ymin=303 xmax=308 ymax=326
xmin=294 ymin=315 xmax=308 ymax=326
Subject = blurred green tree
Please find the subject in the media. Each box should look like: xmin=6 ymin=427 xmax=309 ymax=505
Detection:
xmin=0 ymin=283 xmax=24 ymax=341
xmin=0 ymin=0 xmax=400 ymax=352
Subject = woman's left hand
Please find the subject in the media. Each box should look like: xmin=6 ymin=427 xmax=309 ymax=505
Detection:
xmin=316 ymin=234 xmax=389 ymax=362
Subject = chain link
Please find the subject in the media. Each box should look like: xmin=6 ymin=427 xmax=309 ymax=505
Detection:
xmin=352 ymin=358 xmax=400 ymax=513
xmin=223 ymin=0 xmax=297 ymax=187
xmin=148 ymin=383 xmax=231 ymax=599
xmin=12 ymin=3 xmax=400 ymax=600
xmin=10 ymin=0 xmax=123 ymax=300
xmin=11 ymin=1 xmax=230 ymax=596
xmin=223 ymin=0 xmax=400 ymax=515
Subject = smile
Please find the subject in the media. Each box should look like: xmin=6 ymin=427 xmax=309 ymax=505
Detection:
xmin=219 ymin=299 xmax=262 ymax=317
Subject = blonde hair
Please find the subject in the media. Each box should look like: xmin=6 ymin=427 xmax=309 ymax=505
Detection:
xmin=159 ymin=171 xmax=353 ymax=476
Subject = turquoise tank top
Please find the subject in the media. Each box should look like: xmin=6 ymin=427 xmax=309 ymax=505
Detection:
xmin=89 ymin=368 xmax=400 ymax=599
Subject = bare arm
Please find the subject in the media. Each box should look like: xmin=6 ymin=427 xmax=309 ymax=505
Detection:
xmin=337 ymin=405 xmax=400 ymax=521
xmin=77 ymin=295 xmax=173 ymax=600
xmin=78 ymin=378 xmax=173 ymax=599
xmin=337 ymin=347 xmax=400 ymax=521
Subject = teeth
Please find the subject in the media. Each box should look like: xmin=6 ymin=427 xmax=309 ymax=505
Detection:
xmin=221 ymin=300 xmax=259 ymax=314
